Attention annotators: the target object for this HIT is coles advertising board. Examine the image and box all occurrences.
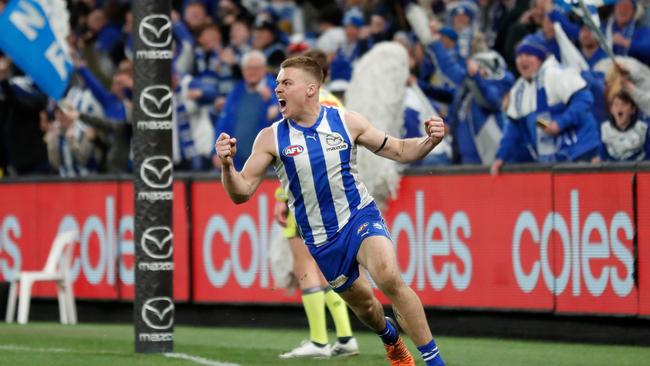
[637,172,650,316]
[552,172,636,315]
[191,180,293,303]
[0,181,189,301]
[0,171,646,316]
[380,173,554,311]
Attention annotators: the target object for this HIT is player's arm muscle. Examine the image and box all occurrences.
[222,127,275,203]
[347,111,438,163]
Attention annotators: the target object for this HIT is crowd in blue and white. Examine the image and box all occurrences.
[1,0,649,178]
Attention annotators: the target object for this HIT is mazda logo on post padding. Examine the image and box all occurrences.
[139,14,172,48]
[142,226,173,260]
[141,156,173,189]
[140,85,173,118]
[142,297,174,330]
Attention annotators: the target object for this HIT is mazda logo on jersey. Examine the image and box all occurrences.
[142,226,173,260]
[326,133,344,146]
[140,156,173,189]
[140,85,173,118]
[283,145,304,157]
[139,14,172,48]
[142,297,174,330]
[325,133,349,152]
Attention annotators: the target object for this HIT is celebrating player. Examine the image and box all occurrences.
[215,55,446,366]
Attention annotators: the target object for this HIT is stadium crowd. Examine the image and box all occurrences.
[0,0,649,178]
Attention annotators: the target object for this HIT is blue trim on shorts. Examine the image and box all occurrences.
[307,202,391,293]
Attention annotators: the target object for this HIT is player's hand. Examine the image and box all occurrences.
[273,200,289,227]
[215,133,237,167]
[424,116,445,144]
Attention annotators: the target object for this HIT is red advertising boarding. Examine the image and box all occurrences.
[0,184,44,292]
[552,172,637,315]
[637,173,650,316]
[382,173,554,310]
[4,182,121,299]
[2,170,648,316]
[0,180,189,301]
[191,180,300,303]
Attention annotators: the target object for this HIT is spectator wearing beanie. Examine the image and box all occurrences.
[491,34,601,174]
[447,0,479,58]
[329,8,373,86]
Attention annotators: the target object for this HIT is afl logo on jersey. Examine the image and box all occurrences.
[283,145,305,157]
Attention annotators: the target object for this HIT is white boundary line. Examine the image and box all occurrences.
[0,344,240,366]
[164,352,240,366]
[0,344,70,353]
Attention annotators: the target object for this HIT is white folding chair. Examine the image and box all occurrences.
[5,230,79,324]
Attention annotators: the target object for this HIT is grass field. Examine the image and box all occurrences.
[1,322,649,366]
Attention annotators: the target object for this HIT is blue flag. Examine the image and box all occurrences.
[0,0,72,100]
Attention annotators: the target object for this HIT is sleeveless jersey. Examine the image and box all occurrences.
[272,106,373,246]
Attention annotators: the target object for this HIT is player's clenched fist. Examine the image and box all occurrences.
[215,133,237,167]
[424,116,445,143]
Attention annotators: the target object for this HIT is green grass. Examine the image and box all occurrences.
[0,322,649,366]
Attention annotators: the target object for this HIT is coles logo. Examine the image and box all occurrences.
[512,190,634,297]
[283,145,304,157]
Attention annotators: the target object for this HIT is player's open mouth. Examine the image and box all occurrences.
[279,99,287,112]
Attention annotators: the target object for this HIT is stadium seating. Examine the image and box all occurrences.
[5,230,78,324]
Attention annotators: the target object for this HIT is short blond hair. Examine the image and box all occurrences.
[280,56,324,85]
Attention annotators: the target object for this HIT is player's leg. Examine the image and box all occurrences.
[337,274,415,365]
[319,271,358,356]
[357,235,445,366]
[289,233,359,356]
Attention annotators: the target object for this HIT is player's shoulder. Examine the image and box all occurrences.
[341,110,370,129]
[336,110,371,141]
[253,126,278,153]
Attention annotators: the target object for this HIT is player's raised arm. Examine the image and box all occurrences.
[346,111,445,164]
[216,127,275,204]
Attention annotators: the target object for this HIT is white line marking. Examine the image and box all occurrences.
[0,344,239,366]
[0,344,70,353]
[164,352,240,366]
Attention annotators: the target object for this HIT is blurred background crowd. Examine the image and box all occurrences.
[0,0,649,178]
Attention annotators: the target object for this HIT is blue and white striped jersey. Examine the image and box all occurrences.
[272,106,374,246]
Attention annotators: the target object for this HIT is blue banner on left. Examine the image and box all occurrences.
[0,0,72,100]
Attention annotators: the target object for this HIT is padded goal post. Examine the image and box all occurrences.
[132,0,174,353]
